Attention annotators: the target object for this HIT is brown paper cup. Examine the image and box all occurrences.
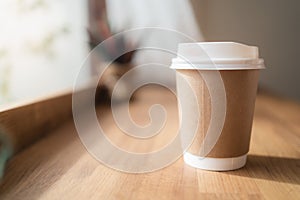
[171,42,264,171]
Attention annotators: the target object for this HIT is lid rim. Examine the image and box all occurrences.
[172,58,264,64]
[170,63,265,70]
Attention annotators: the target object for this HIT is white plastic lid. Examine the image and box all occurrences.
[171,42,265,70]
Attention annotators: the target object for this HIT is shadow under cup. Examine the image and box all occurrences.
[172,42,265,171]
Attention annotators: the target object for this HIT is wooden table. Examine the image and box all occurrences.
[0,86,299,199]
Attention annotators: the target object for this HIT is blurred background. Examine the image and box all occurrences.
[0,0,90,104]
[0,0,299,105]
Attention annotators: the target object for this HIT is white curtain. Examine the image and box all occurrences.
[0,0,91,104]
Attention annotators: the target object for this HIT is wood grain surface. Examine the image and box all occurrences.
[0,86,299,200]
[0,83,97,177]
[0,90,73,155]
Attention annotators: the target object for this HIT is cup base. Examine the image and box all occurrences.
[184,152,247,171]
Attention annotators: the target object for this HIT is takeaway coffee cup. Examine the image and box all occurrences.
[171,42,265,171]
